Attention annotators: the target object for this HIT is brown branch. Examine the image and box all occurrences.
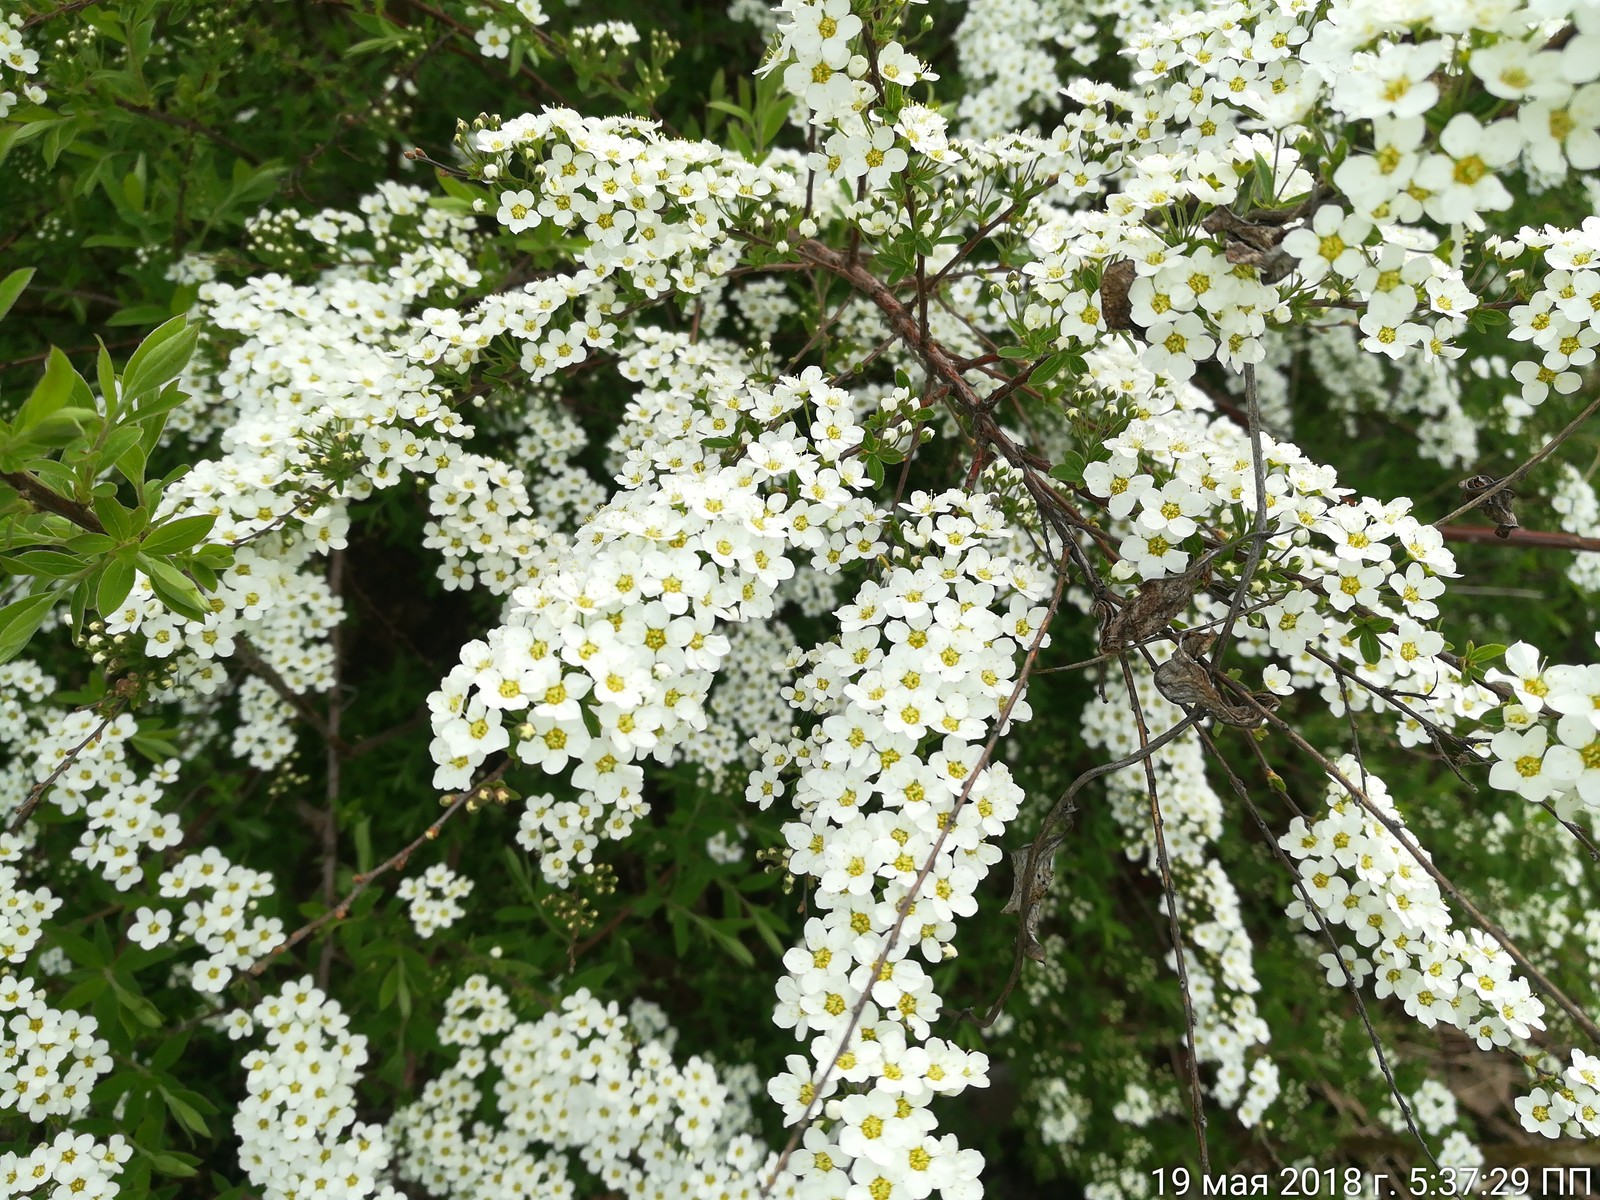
[21,0,102,27]
[0,471,106,533]
[1,337,143,373]
[1440,525,1600,553]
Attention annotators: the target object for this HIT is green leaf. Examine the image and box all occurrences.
[1031,352,1070,385]
[93,494,134,540]
[3,549,83,580]
[51,925,106,967]
[121,317,197,405]
[129,728,179,761]
[107,973,163,1028]
[107,304,171,328]
[996,345,1032,360]
[150,1030,192,1073]
[140,555,209,620]
[1049,452,1087,487]
[705,99,752,125]
[0,267,34,323]
[146,1152,198,1179]
[122,169,145,213]
[0,588,57,663]
[1358,629,1382,667]
[15,347,77,432]
[96,340,119,418]
[140,514,216,557]
[160,1087,212,1138]
[379,962,401,1011]
[96,558,136,615]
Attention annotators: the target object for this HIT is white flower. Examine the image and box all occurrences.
[1414,116,1520,225]
[496,188,540,234]
[128,906,173,950]
[1282,206,1372,284]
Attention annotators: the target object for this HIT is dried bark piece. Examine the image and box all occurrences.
[1099,258,1138,333]
[1097,552,1216,655]
[998,825,1075,966]
[1153,632,1278,727]
[1459,473,1519,538]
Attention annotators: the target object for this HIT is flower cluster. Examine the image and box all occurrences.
[746,487,1047,1199]
[429,335,884,884]
[0,969,111,1125]
[470,108,803,306]
[1281,758,1547,1055]
[1484,640,1600,812]
[1517,1049,1600,1139]
[235,978,400,1200]
[0,12,46,118]
[389,980,783,1198]
[0,1128,131,1200]
[1501,224,1600,411]
[397,863,474,938]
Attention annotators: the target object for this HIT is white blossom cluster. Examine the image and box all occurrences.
[469,107,804,306]
[1281,757,1548,1051]
[235,977,401,1200]
[0,1128,131,1200]
[744,487,1045,1200]
[0,662,287,1006]
[1500,225,1600,411]
[1517,1048,1600,1138]
[0,966,110,1126]
[11,0,1600,1185]
[1549,463,1600,591]
[1300,328,1479,469]
[388,980,786,1199]
[466,0,549,60]
[428,336,886,884]
[397,862,474,937]
[1483,639,1600,811]
[0,11,46,118]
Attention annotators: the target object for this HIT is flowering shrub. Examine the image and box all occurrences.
[6,0,1600,1195]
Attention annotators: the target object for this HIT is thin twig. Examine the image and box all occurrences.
[8,707,123,832]
[1435,394,1600,529]
[234,634,350,754]
[970,710,1201,1027]
[249,762,507,977]
[21,0,102,27]
[1201,725,1440,1169]
[1118,654,1209,1173]
[110,98,263,165]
